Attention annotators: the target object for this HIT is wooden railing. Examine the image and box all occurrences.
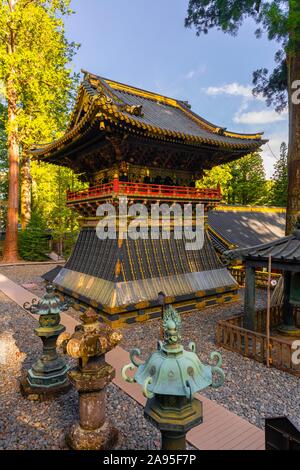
[67,180,222,203]
[230,267,282,289]
[216,306,300,377]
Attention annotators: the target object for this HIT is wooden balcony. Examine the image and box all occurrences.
[66,179,222,205]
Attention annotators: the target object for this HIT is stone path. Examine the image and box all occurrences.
[0,273,265,450]
[0,273,78,334]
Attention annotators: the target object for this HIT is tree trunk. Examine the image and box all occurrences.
[20,152,31,229]
[2,78,20,262]
[2,0,20,262]
[286,46,300,234]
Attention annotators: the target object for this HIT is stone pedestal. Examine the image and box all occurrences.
[21,284,72,400]
[66,357,118,450]
[59,308,122,449]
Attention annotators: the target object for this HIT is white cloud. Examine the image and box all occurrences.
[184,65,207,81]
[203,82,289,178]
[234,109,287,125]
[206,83,254,99]
[185,70,196,80]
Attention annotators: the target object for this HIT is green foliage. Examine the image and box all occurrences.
[196,164,233,201]
[185,1,300,110]
[0,0,79,258]
[31,160,86,255]
[198,152,268,205]
[19,211,49,261]
[229,153,267,205]
[269,142,288,206]
[0,0,79,147]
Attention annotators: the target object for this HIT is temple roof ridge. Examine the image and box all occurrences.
[80,70,265,141]
[30,70,267,163]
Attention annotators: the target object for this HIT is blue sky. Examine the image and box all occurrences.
[65,0,288,178]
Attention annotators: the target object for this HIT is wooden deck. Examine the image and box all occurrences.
[0,273,265,450]
[107,346,265,450]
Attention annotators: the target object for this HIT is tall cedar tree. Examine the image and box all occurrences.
[0,103,8,230]
[185,0,300,233]
[270,142,288,206]
[229,153,267,205]
[0,0,78,262]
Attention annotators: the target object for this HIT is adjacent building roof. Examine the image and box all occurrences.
[224,216,300,269]
[31,71,266,162]
[208,206,286,254]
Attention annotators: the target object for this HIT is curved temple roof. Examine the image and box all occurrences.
[31,71,267,160]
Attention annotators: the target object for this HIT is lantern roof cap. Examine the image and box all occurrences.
[124,306,224,399]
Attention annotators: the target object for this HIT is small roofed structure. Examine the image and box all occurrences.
[225,215,300,335]
[215,217,300,376]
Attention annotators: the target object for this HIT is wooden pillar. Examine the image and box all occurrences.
[283,271,294,327]
[244,264,256,330]
[113,173,119,193]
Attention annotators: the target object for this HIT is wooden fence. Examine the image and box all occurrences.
[230,267,282,289]
[216,306,300,377]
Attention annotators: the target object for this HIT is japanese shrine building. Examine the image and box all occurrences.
[32,71,266,326]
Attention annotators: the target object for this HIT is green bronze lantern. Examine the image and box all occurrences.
[20,284,71,400]
[122,305,225,450]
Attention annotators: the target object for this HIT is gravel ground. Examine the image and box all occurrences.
[1,264,300,442]
[0,290,163,450]
[0,264,59,285]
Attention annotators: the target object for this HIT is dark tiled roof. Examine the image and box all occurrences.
[225,225,300,264]
[107,85,260,148]
[208,208,286,253]
[42,265,62,282]
[65,228,226,282]
[52,227,237,310]
[31,72,266,157]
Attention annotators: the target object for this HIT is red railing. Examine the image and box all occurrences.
[67,180,222,203]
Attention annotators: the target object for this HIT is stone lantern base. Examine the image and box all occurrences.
[20,374,71,401]
[277,324,300,337]
[145,395,203,450]
[66,361,118,450]
[20,325,71,401]
[66,420,118,451]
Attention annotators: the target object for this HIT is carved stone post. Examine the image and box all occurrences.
[59,309,122,450]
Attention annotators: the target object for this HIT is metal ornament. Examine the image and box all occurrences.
[20,284,72,399]
[122,305,225,450]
